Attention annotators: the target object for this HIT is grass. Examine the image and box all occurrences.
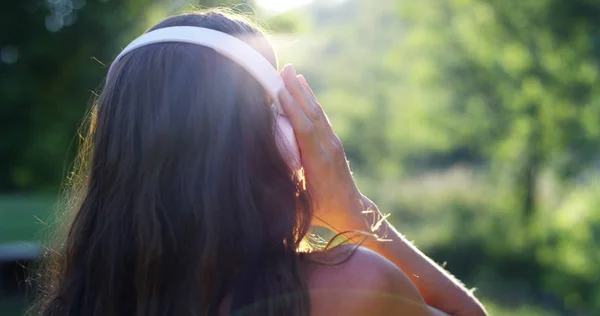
[0,195,56,244]
[0,298,27,316]
[0,195,56,316]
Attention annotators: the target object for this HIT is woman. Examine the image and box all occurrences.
[36,10,487,316]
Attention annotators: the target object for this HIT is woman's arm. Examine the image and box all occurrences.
[338,196,488,316]
[277,64,487,316]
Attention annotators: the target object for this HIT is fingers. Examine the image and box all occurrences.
[277,88,310,134]
[279,64,344,163]
[298,75,316,99]
[281,64,321,121]
[298,74,324,117]
[293,71,339,147]
[298,74,335,132]
[277,88,320,156]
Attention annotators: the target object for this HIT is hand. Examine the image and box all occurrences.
[278,64,374,232]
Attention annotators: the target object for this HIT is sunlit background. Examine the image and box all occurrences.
[257,0,314,12]
[2,0,600,315]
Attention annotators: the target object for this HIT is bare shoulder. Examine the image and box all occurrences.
[305,245,432,316]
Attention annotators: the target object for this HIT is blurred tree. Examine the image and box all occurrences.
[385,0,600,311]
[286,1,600,312]
[391,0,600,222]
[285,0,404,183]
[0,0,250,192]
[0,0,137,192]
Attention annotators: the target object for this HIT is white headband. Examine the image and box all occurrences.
[106,26,285,110]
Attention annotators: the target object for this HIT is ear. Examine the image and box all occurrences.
[275,115,301,170]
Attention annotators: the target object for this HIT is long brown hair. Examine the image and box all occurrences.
[35,10,313,316]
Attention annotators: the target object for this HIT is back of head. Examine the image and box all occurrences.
[38,10,312,316]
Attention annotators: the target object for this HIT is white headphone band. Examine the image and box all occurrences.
[106,26,285,109]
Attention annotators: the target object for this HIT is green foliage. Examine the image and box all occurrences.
[483,300,559,316]
[534,177,600,311]
[392,0,600,216]
[0,0,145,192]
[264,11,308,34]
[3,0,600,314]
[0,0,252,192]
[284,0,600,314]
